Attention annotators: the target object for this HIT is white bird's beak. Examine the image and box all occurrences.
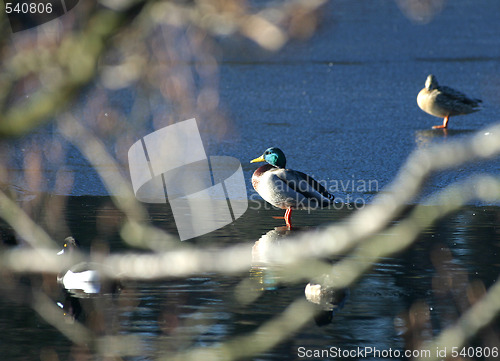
[57,249,64,255]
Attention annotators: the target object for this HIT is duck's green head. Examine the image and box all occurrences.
[425,74,438,90]
[250,147,286,168]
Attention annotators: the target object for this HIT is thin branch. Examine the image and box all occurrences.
[0,189,57,249]
[415,279,500,361]
[0,2,147,137]
[32,291,93,346]
[58,115,180,250]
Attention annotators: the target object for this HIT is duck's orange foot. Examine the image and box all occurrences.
[284,208,292,229]
[432,116,449,129]
[272,209,293,228]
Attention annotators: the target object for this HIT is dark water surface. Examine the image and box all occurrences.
[1,197,500,360]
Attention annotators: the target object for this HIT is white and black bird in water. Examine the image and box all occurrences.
[57,236,121,295]
[417,74,482,129]
[57,237,101,294]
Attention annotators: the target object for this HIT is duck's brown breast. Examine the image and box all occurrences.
[252,164,274,191]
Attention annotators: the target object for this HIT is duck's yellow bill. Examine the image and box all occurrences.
[250,155,265,163]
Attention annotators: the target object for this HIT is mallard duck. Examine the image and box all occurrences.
[417,74,482,129]
[250,147,334,228]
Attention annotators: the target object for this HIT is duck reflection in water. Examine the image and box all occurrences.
[414,128,476,149]
[252,226,295,266]
[250,226,295,291]
[56,293,83,322]
[251,226,348,326]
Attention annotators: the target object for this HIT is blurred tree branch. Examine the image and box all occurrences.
[0,1,147,137]
[417,276,500,361]
[0,0,326,138]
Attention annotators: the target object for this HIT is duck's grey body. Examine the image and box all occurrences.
[252,164,334,210]
[417,74,482,128]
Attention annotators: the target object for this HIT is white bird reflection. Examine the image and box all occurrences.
[250,226,296,291]
[251,226,295,266]
[250,226,348,325]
